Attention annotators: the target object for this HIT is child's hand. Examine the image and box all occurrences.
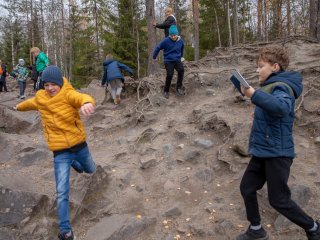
[81,103,94,117]
[13,106,18,110]
[241,86,255,98]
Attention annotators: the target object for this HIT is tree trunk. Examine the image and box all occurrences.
[213,8,221,47]
[214,7,221,47]
[93,0,100,60]
[263,0,268,41]
[40,0,45,50]
[310,0,320,40]
[146,0,160,75]
[257,0,262,39]
[61,0,67,75]
[286,0,291,36]
[169,0,176,13]
[233,0,239,44]
[192,0,199,60]
[227,0,232,47]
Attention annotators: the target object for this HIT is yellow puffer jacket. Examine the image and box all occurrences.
[17,78,95,151]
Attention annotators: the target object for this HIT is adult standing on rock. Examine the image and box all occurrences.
[153,25,185,99]
[30,47,49,90]
[153,7,177,37]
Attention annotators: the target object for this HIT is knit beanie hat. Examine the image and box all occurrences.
[42,65,63,87]
[169,25,178,35]
[18,59,25,66]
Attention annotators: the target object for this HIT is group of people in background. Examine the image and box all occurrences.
[101,7,184,102]
[0,47,49,99]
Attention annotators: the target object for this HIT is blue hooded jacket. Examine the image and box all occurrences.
[102,59,133,86]
[153,36,184,63]
[248,71,303,158]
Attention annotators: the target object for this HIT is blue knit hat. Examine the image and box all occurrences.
[169,25,178,35]
[42,65,63,87]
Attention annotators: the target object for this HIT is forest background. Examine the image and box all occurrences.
[0,0,319,87]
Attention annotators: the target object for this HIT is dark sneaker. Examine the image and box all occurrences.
[176,88,184,96]
[236,226,269,240]
[306,222,320,240]
[163,91,169,99]
[58,230,73,240]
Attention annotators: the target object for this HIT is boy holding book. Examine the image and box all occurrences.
[236,46,319,240]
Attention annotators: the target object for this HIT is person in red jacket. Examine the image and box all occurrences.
[0,60,8,92]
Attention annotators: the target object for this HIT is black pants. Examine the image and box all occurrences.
[0,79,8,92]
[240,156,314,230]
[36,72,44,90]
[164,61,184,93]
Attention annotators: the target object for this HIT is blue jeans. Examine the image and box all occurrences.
[54,145,96,233]
[18,81,26,96]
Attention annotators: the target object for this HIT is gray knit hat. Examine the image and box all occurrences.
[42,65,63,87]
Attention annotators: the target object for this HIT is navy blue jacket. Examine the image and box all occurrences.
[248,71,303,158]
[101,59,133,86]
[153,36,184,63]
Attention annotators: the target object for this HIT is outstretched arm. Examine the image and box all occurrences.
[16,97,38,111]
[155,16,176,29]
[118,62,133,75]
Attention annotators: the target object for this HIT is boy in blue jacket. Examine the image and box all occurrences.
[153,25,184,99]
[236,46,320,240]
[101,54,133,105]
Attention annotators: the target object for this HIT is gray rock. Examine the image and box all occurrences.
[117,138,128,145]
[163,206,182,218]
[167,120,176,128]
[86,214,156,240]
[86,111,106,125]
[185,150,201,164]
[206,89,215,96]
[195,169,214,183]
[141,111,158,125]
[174,130,187,139]
[0,187,48,227]
[17,150,50,166]
[0,228,19,240]
[163,144,174,159]
[193,138,214,149]
[140,158,158,169]
[315,136,320,144]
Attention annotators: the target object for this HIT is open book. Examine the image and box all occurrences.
[229,69,250,95]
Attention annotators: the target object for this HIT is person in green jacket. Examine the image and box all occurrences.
[30,47,49,90]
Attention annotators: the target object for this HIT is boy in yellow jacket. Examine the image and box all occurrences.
[15,65,96,240]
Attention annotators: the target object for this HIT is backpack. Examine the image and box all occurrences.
[0,65,3,75]
[260,82,294,97]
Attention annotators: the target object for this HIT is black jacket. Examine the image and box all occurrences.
[155,15,177,37]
